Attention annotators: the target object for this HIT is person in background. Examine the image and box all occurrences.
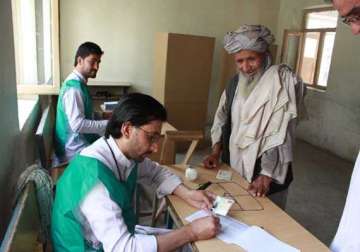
[203,25,306,209]
[52,93,220,252]
[54,42,108,164]
[332,0,360,34]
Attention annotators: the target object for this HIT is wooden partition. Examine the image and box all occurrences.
[153,33,215,131]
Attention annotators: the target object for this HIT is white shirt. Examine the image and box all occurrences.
[330,151,360,252]
[211,66,303,183]
[78,136,182,252]
[58,70,108,163]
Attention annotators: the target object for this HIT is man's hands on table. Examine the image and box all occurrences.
[187,216,221,241]
[203,153,220,169]
[173,184,216,209]
[203,143,222,169]
[248,175,272,197]
[155,185,220,252]
[184,189,221,242]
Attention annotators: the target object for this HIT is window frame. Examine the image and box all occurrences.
[11,0,60,95]
[281,7,337,90]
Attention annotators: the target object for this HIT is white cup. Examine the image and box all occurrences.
[185,166,198,181]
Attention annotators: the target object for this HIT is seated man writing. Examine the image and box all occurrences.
[51,93,220,252]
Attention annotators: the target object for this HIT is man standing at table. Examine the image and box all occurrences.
[54,42,108,164]
[328,1,360,251]
[203,25,306,209]
[52,93,220,252]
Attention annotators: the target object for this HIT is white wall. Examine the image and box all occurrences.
[60,0,360,161]
[276,0,360,162]
[60,0,280,121]
[0,1,44,238]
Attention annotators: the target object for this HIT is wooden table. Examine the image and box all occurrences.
[165,164,330,252]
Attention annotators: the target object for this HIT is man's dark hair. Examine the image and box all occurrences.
[74,42,104,67]
[105,93,167,139]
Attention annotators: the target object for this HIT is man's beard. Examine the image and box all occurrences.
[89,71,97,78]
[238,69,264,98]
[241,70,261,84]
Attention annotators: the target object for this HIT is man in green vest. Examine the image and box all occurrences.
[52,93,220,252]
[54,42,108,164]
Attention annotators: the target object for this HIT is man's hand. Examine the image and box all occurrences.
[203,143,222,169]
[156,215,220,251]
[187,216,221,241]
[248,175,272,197]
[184,190,216,209]
[203,154,219,169]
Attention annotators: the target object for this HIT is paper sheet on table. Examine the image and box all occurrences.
[185,210,300,252]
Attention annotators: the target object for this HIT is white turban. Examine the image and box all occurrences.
[224,25,275,54]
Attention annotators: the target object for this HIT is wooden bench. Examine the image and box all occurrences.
[35,105,67,183]
[0,183,43,252]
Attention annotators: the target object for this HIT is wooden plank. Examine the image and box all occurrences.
[159,131,203,165]
[313,32,326,86]
[0,183,42,252]
[36,106,54,170]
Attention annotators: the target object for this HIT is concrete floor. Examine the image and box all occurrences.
[179,139,355,246]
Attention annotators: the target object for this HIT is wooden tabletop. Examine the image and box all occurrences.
[165,164,330,252]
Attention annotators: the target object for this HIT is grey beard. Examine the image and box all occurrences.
[238,68,264,98]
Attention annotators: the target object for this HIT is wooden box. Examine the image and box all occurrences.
[153,33,215,131]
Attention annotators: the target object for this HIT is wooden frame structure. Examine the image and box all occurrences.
[281,6,337,90]
[12,0,60,95]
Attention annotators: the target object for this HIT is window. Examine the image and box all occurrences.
[11,0,60,95]
[281,7,338,89]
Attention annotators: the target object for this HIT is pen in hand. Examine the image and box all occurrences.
[197,181,212,190]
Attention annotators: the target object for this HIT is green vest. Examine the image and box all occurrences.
[55,79,98,157]
[51,155,138,252]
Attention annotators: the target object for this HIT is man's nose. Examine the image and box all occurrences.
[150,142,159,153]
[242,62,251,73]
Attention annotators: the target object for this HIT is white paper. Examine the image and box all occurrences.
[216,169,233,180]
[233,226,300,252]
[185,209,211,222]
[185,210,300,252]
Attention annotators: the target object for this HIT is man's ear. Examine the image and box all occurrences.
[76,56,83,66]
[121,121,133,138]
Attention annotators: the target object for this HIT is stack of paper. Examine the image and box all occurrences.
[103,101,118,111]
[185,210,299,252]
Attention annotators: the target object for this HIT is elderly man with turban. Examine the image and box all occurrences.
[203,25,306,209]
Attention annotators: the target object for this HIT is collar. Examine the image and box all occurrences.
[106,136,135,169]
[73,69,87,84]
